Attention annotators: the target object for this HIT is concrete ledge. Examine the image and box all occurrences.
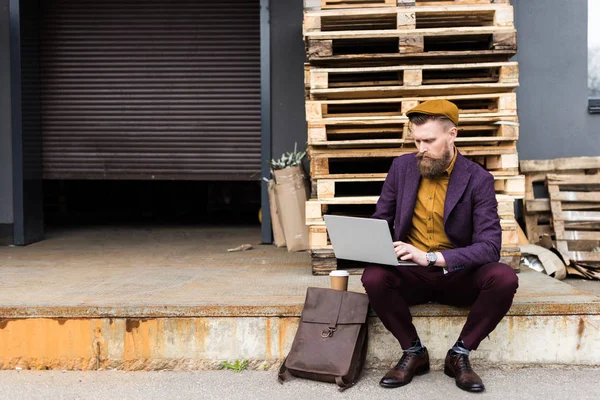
[1,314,599,371]
[1,229,599,369]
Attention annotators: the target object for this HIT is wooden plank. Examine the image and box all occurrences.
[309,3,510,16]
[307,61,517,75]
[562,231,600,241]
[520,156,600,173]
[547,174,600,185]
[493,175,525,197]
[305,49,517,63]
[553,211,600,223]
[486,153,519,169]
[525,199,550,213]
[305,26,515,40]
[307,39,333,58]
[550,191,600,203]
[309,136,517,148]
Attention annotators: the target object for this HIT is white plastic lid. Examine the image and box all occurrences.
[329,270,350,277]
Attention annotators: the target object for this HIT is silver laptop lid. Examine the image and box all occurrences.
[323,215,418,267]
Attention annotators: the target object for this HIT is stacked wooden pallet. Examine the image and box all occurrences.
[521,157,600,244]
[303,0,522,274]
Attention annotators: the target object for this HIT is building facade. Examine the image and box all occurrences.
[0,0,597,245]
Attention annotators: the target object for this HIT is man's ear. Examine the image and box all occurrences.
[448,126,458,143]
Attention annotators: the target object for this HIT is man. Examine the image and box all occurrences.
[361,99,518,393]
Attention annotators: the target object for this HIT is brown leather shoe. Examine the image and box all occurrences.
[444,351,485,392]
[379,348,430,388]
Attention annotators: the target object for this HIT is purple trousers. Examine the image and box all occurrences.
[361,263,518,350]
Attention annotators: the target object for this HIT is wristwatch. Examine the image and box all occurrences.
[426,252,437,267]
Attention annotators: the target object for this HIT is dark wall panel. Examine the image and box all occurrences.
[270,0,307,162]
[513,0,599,160]
[0,0,12,225]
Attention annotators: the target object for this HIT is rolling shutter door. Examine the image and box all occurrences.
[40,0,261,180]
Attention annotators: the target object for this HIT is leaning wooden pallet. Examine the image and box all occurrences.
[519,156,600,245]
[547,174,600,279]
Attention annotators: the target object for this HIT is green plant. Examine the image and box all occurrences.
[268,142,307,170]
[221,360,249,373]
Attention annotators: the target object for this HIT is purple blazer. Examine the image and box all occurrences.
[372,151,501,272]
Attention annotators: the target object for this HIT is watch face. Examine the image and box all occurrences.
[427,252,436,264]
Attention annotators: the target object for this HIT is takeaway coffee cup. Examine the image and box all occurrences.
[329,270,350,291]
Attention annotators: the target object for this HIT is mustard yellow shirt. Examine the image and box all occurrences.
[406,148,458,252]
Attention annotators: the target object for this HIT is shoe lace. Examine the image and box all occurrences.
[455,354,473,373]
[397,352,416,369]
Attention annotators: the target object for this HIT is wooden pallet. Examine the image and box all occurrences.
[306,195,518,249]
[309,221,519,250]
[304,4,514,35]
[547,174,600,265]
[313,174,522,200]
[305,61,518,100]
[311,246,520,275]
[307,193,515,214]
[305,23,516,62]
[305,0,510,11]
[519,157,600,245]
[306,92,517,122]
[309,142,516,178]
[307,117,518,147]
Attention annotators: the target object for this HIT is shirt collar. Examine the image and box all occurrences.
[445,146,458,176]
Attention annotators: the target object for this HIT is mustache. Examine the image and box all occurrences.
[416,153,438,160]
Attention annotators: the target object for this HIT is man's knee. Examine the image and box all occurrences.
[482,262,519,293]
[361,265,394,294]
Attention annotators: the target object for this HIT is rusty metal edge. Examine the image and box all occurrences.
[1,300,600,319]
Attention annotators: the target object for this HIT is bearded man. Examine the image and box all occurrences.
[361,100,518,393]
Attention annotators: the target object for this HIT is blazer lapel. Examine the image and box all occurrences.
[398,156,421,237]
[444,152,471,223]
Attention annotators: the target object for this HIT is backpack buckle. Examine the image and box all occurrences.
[321,327,337,338]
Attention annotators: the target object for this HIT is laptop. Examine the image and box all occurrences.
[323,214,419,267]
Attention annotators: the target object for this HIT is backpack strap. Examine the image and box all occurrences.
[335,376,354,391]
[277,357,292,384]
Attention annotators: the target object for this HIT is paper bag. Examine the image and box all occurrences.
[268,180,286,248]
[273,165,310,252]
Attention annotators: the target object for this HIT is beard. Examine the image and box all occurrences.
[417,147,453,179]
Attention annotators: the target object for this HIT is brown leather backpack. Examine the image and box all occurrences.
[278,287,370,391]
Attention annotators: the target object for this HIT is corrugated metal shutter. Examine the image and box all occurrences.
[40,0,261,180]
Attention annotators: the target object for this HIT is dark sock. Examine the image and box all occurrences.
[404,337,425,355]
[450,339,471,356]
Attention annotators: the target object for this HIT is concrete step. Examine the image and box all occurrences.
[1,267,599,371]
[0,227,599,371]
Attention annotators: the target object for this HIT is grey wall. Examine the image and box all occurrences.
[270,0,307,161]
[514,0,599,160]
[0,0,13,225]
